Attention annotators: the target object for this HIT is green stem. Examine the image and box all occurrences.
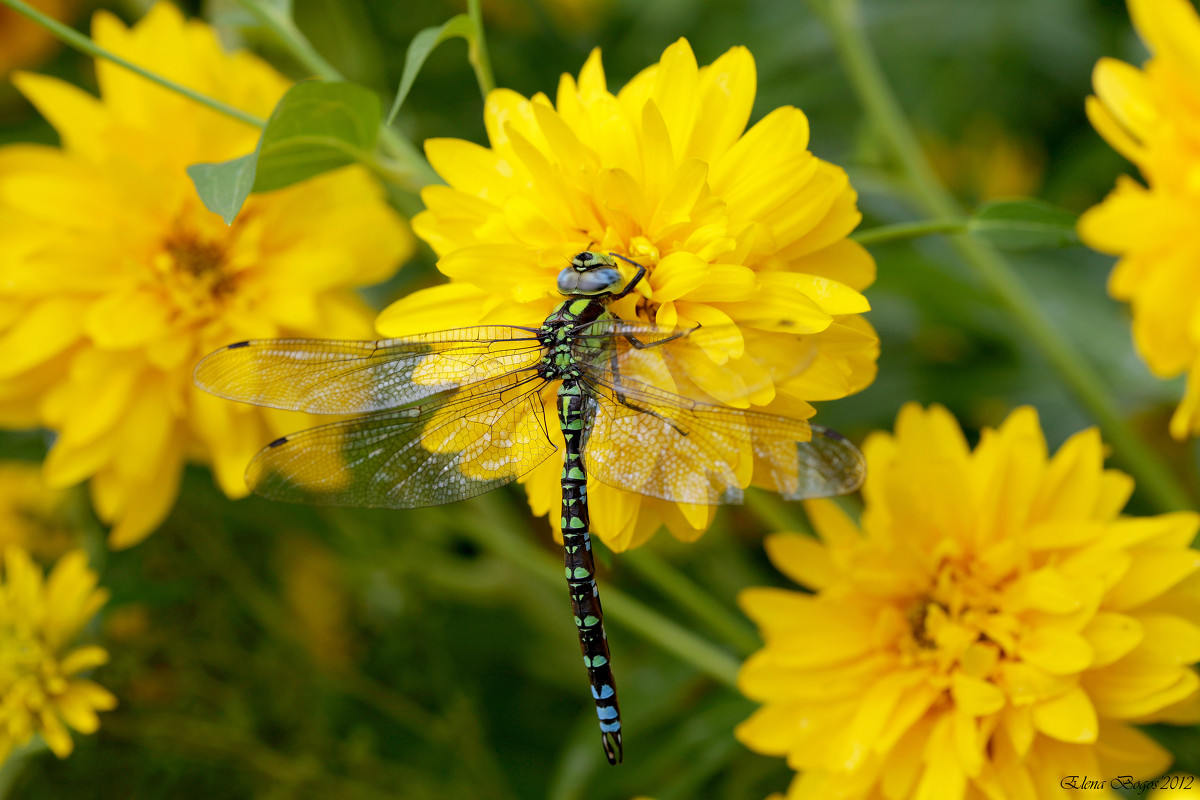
[620,547,759,656]
[234,0,440,189]
[817,0,1193,513]
[466,0,496,96]
[469,495,741,689]
[234,0,339,80]
[0,0,265,127]
[852,217,967,247]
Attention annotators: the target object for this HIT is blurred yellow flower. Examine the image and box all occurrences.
[924,117,1043,204]
[0,0,70,79]
[1079,0,1200,439]
[281,537,354,672]
[737,404,1200,800]
[0,545,115,761]
[0,3,413,547]
[0,461,77,560]
[378,38,877,550]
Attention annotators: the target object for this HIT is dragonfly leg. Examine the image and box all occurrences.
[607,254,646,300]
[607,350,689,437]
[621,321,702,351]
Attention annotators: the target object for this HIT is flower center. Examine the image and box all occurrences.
[0,618,51,704]
[903,557,1005,676]
[163,230,231,294]
[154,225,241,323]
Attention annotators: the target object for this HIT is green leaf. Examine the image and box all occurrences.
[387,14,477,125]
[967,199,1080,250]
[253,80,381,192]
[186,154,258,226]
[186,81,382,224]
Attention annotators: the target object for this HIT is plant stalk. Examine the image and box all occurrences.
[816,0,1193,512]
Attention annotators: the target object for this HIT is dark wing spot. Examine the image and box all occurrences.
[267,436,289,448]
[227,340,251,349]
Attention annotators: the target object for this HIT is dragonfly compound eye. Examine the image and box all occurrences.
[557,267,581,293]
[576,267,621,295]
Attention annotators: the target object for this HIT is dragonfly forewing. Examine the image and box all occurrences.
[570,318,820,409]
[194,326,544,415]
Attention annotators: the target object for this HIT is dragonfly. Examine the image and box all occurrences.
[194,251,866,765]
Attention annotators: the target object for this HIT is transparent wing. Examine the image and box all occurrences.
[570,319,819,409]
[246,374,557,508]
[195,326,544,414]
[580,372,864,505]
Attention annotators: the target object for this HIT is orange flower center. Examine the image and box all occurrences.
[154,225,240,323]
[902,556,1006,677]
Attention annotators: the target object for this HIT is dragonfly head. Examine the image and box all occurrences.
[557,251,624,297]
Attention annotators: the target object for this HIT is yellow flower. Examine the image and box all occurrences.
[0,3,413,547]
[280,537,354,672]
[0,0,70,79]
[0,461,77,560]
[1079,0,1200,439]
[737,404,1200,800]
[378,39,877,550]
[924,117,1043,204]
[0,545,116,761]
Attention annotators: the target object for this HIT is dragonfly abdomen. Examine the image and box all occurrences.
[558,379,622,765]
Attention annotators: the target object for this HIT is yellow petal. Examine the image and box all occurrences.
[1002,567,1081,614]
[801,498,861,549]
[376,283,503,338]
[10,71,111,161]
[0,297,86,379]
[59,645,111,675]
[915,715,968,800]
[734,703,801,755]
[425,137,518,202]
[951,672,1006,716]
[646,39,699,164]
[832,668,926,770]
[1105,548,1200,610]
[1031,686,1098,743]
[107,438,183,548]
[1093,720,1172,778]
[1119,614,1200,667]
[688,46,756,163]
[1018,628,1094,675]
[763,532,834,590]
[1082,612,1144,668]
[1129,0,1200,84]
[1091,57,1157,144]
[1084,93,1144,164]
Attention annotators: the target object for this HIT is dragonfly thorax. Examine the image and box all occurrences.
[537,297,609,381]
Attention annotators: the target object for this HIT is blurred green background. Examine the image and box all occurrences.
[2,0,1196,798]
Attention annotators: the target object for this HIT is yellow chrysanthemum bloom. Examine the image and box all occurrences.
[0,545,116,761]
[1079,0,1200,439]
[378,39,877,550]
[737,404,1200,800]
[0,3,413,547]
[0,461,77,560]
